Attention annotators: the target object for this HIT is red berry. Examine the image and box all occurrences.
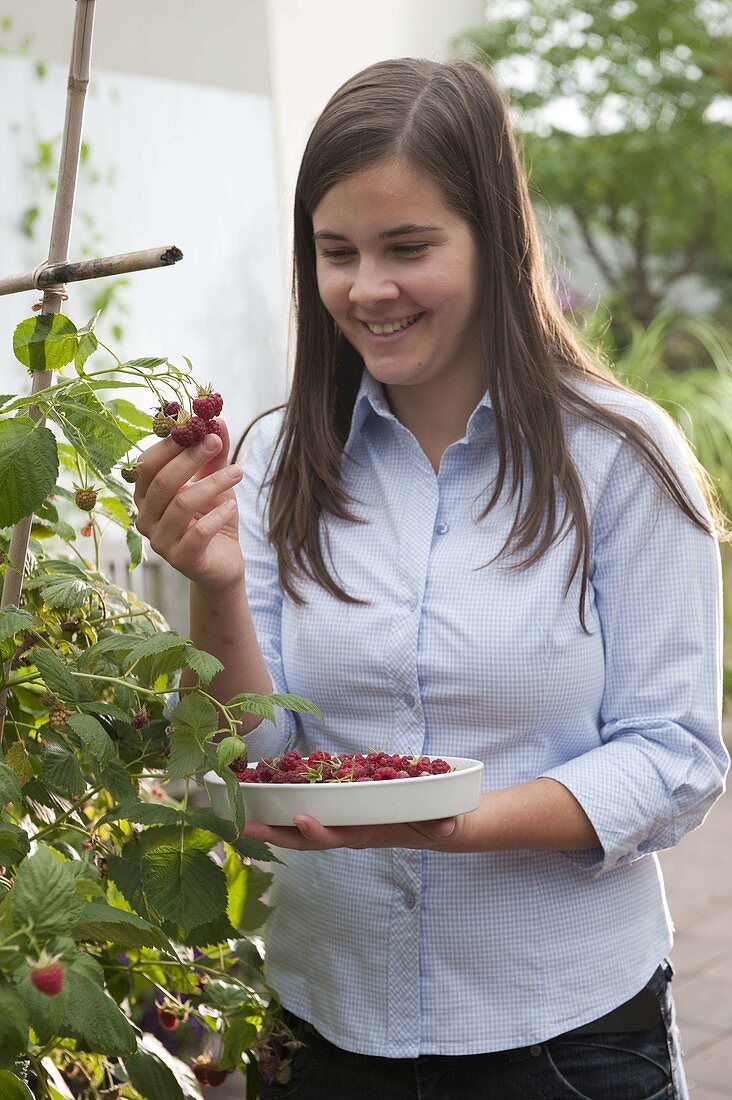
[163,400,181,417]
[131,705,149,729]
[170,413,208,448]
[30,960,64,996]
[204,417,223,439]
[192,386,224,421]
[192,1061,228,1087]
[233,766,259,782]
[157,1007,179,1030]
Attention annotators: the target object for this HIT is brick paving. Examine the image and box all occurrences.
[658,716,732,1098]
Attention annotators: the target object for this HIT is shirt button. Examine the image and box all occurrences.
[402,890,417,910]
[404,694,416,709]
[435,522,449,535]
[405,595,418,611]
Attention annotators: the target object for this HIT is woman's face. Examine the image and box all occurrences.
[312,157,484,400]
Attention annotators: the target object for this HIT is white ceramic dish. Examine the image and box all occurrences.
[203,756,484,827]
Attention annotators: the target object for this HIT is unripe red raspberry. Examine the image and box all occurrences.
[41,690,59,708]
[131,705,149,729]
[120,464,140,483]
[162,400,181,417]
[152,411,173,437]
[49,707,69,729]
[192,1058,228,1087]
[73,486,98,511]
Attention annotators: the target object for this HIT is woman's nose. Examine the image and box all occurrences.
[348,260,400,306]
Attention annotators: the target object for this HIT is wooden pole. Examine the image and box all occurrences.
[1,1,96,736]
[0,245,183,297]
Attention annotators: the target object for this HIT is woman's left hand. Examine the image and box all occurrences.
[241,814,467,851]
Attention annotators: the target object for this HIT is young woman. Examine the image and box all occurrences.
[134,58,728,1099]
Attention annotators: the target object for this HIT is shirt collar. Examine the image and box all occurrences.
[344,369,493,455]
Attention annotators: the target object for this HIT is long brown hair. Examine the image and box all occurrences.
[235,57,727,631]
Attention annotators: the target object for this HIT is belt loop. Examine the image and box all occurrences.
[662,957,674,981]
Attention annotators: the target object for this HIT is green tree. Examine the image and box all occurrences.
[458,0,732,325]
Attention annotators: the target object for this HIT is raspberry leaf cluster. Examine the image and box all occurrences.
[0,313,321,1097]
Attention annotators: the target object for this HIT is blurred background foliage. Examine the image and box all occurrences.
[458,0,731,696]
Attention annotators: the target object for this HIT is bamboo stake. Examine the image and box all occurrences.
[0,1,96,738]
[0,245,183,297]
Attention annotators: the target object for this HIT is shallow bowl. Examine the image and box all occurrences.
[203,756,484,827]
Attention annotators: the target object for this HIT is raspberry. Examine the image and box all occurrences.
[170,411,208,448]
[204,417,223,439]
[157,1005,179,1030]
[431,759,452,774]
[49,707,69,729]
[80,520,94,537]
[30,958,63,996]
[73,486,98,511]
[279,751,303,772]
[41,690,59,708]
[152,410,173,437]
[192,1059,228,1087]
[163,400,181,417]
[192,385,224,421]
[131,705,149,729]
[120,464,140,483]
[373,766,399,780]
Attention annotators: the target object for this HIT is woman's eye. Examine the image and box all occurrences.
[320,243,430,262]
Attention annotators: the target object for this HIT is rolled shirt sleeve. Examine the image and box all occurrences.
[540,403,729,875]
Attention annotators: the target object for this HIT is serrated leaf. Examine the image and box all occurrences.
[221,1014,259,1071]
[97,755,139,802]
[13,313,77,370]
[0,418,59,528]
[97,494,132,529]
[122,1048,185,1100]
[183,646,224,686]
[269,692,322,717]
[184,806,237,842]
[216,736,248,769]
[66,713,114,765]
[79,699,134,723]
[174,910,240,948]
[11,846,84,938]
[5,743,33,788]
[0,764,23,806]
[109,398,154,430]
[166,729,207,779]
[75,329,98,371]
[59,966,137,1055]
[0,823,30,866]
[224,850,272,934]
[39,743,86,798]
[122,357,167,370]
[72,900,169,948]
[0,606,37,643]
[0,1070,35,1099]
[100,801,181,827]
[47,385,136,475]
[32,647,79,701]
[125,631,187,668]
[139,826,218,852]
[169,693,219,742]
[41,577,92,609]
[126,526,143,568]
[141,846,227,934]
[106,847,151,920]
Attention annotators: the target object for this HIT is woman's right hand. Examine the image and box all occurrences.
[133,420,245,592]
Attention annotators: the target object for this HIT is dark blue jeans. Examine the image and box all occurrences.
[259,960,688,1099]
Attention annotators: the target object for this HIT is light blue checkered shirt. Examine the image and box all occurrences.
[236,368,728,1057]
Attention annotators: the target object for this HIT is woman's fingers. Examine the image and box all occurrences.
[146,464,243,553]
[135,437,225,533]
[173,497,238,563]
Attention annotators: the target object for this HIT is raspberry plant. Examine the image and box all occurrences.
[0,313,320,1098]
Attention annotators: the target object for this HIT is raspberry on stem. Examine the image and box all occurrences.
[170,410,208,448]
[192,384,224,421]
[29,954,64,996]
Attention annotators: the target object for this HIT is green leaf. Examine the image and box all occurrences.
[169,693,219,742]
[99,494,133,529]
[39,743,86,798]
[122,1048,185,1100]
[166,729,207,779]
[0,985,28,1066]
[101,801,182,827]
[221,1014,259,1071]
[0,607,37,644]
[125,632,187,668]
[140,846,227,934]
[32,647,79,701]
[216,736,248,768]
[106,847,151,921]
[269,692,322,717]
[5,743,33,788]
[109,398,153,431]
[97,755,139,803]
[59,965,137,1055]
[0,418,58,528]
[72,900,169,948]
[0,764,23,806]
[184,806,238,842]
[0,1070,35,1099]
[41,577,92,609]
[0,823,30,866]
[183,646,224,686]
[11,846,85,938]
[66,713,114,766]
[122,357,167,371]
[13,313,78,371]
[75,330,98,372]
[47,385,136,474]
[225,850,272,934]
[126,527,143,568]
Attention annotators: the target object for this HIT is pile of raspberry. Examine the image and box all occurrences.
[230,749,453,784]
